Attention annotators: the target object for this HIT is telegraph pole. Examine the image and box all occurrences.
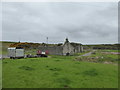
[19,37,21,43]
[46,37,48,53]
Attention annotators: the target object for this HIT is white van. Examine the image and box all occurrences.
[8,47,24,59]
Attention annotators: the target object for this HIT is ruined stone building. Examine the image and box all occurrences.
[9,38,83,55]
[38,38,83,55]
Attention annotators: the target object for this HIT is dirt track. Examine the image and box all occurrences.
[81,52,93,56]
[81,50,96,56]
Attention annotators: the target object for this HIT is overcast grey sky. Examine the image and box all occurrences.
[2,2,118,44]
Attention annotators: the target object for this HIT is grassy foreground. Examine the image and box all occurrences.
[2,55,118,88]
[0,60,2,89]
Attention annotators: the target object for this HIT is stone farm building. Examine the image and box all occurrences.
[9,38,83,55]
[38,38,83,55]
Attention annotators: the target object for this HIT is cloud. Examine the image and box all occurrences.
[2,2,118,44]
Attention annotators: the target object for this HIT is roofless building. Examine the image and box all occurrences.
[38,38,83,55]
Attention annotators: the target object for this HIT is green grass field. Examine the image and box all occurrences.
[0,60,2,89]
[1,42,118,88]
[2,55,118,88]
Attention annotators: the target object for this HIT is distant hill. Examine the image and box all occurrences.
[83,44,119,50]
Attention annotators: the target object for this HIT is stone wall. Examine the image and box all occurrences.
[38,46,63,55]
